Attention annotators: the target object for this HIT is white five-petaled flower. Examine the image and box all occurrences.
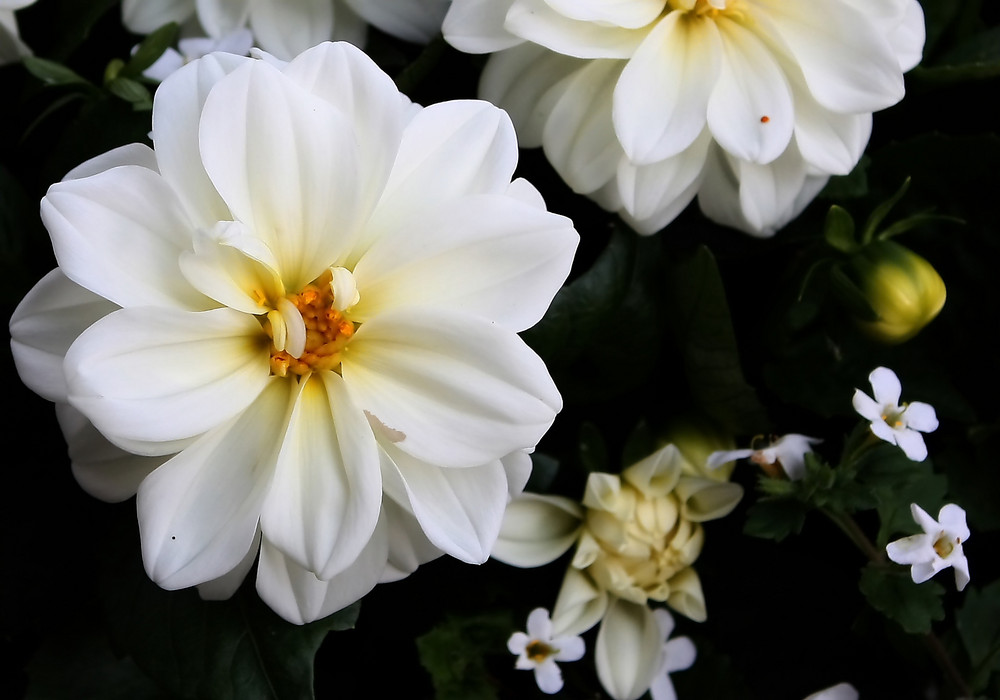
[508,607,586,694]
[9,42,578,624]
[886,503,970,592]
[852,366,938,461]
[443,0,925,237]
[707,433,822,480]
[123,0,451,61]
[0,0,36,65]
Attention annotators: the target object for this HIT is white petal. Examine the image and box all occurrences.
[137,378,292,590]
[248,0,333,61]
[938,504,969,541]
[260,372,381,579]
[64,143,158,181]
[889,0,926,72]
[341,308,561,467]
[616,128,712,234]
[869,367,902,405]
[904,401,939,433]
[352,193,577,332]
[199,59,364,290]
[503,449,533,497]
[895,428,928,461]
[256,513,389,624]
[705,448,753,471]
[492,493,583,567]
[753,0,905,112]
[506,0,643,59]
[544,0,664,29]
[886,534,932,565]
[551,568,609,637]
[152,52,248,228]
[852,389,881,422]
[195,0,249,37]
[381,442,507,564]
[953,554,970,592]
[443,0,521,53]
[358,100,519,261]
[42,166,209,310]
[804,682,859,700]
[553,635,586,662]
[596,598,663,700]
[661,636,696,673]
[379,496,442,582]
[614,13,719,164]
[526,607,554,639]
[543,58,625,195]
[675,477,743,522]
[792,73,872,175]
[9,269,116,403]
[479,44,585,148]
[65,307,269,445]
[122,0,195,33]
[534,660,564,694]
[56,403,164,503]
[197,527,262,600]
[344,0,450,43]
[707,17,793,164]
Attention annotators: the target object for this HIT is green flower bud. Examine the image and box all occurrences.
[846,240,946,344]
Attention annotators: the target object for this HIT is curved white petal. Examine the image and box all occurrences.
[505,0,643,59]
[551,567,609,637]
[64,142,158,181]
[888,0,925,72]
[122,0,195,34]
[479,44,585,149]
[886,534,931,565]
[674,477,743,523]
[707,17,793,165]
[256,513,389,624]
[492,493,583,567]
[152,52,248,228]
[260,372,381,580]
[753,0,905,112]
[614,13,720,164]
[352,193,577,332]
[199,59,364,290]
[894,428,927,461]
[248,0,333,61]
[535,660,565,693]
[596,598,663,700]
[381,442,508,564]
[904,401,938,433]
[543,58,624,195]
[41,165,209,310]
[65,307,269,445]
[10,269,116,403]
[358,100,519,261]
[544,0,664,29]
[344,0,450,43]
[56,403,165,503]
[443,0,521,53]
[195,0,250,37]
[379,496,442,583]
[341,307,561,468]
[137,378,292,590]
[869,366,902,405]
[197,527,261,600]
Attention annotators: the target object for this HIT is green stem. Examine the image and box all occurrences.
[819,507,973,698]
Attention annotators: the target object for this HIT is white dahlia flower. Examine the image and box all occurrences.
[123,0,451,61]
[9,42,578,624]
[443,0,926,236]
[0,0,35,65]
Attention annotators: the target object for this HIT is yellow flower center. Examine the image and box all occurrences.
[265,268,356,378]
[933,532,958,559]
[525,639,556,663]
[667,0,747,21]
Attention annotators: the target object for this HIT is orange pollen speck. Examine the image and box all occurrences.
[760,116,770,123]
[525,640,555,663]
[265,269,355,377]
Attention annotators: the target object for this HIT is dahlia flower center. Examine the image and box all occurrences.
[668,0,745,20]
[525,639,557,663]
[265,267,357,378]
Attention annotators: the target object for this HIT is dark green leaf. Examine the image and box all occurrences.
[823,205,857,253]
[820,155,870,200]
[23,56,93,88]
[121,22,181,78]
[743,498,807,542]
[106,76,153,110]
[861,177,910,245]
[416,612,513,700]
[957,580,1000,692]
[859,563,945,634]
[917,26,1000,82]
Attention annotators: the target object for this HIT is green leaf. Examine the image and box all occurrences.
[823,205,858,253]
[121,22,181,78]
[416,612,514,700]
[917,26,1000,82]
[820,154,870,200]
[860,177,910,245]
[957,580,1000,692]
[859,563,945,635]
[101,543,358,700]
[743,498,807,542]
[106,77,153,110]
[23,56,93,88]
[664,245,770,435]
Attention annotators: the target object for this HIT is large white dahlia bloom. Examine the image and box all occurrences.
[9,42,578,624]
[123,0,451,61]
[443,0,926,236]
[0,0,35,65]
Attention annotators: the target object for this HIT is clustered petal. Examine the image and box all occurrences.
[10,42,578,624]
[443,0,925,236]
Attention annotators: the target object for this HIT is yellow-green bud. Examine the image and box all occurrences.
[847,240,946,344]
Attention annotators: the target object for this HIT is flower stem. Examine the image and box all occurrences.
[819,507,885,564]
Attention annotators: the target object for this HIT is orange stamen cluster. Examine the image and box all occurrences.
[267,269,355,377]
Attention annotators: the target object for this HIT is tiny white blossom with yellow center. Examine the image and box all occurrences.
[443,0,925,236]
[508,607,585,694]
[886,503,970,592]
[707,433,822,480]
[9,42,577,624]
[852,366,938,461]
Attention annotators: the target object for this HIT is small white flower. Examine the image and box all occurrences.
[852,366,938,461]
[706,433,822,480]
[648,609,696,700]
[508,607,585,694]
[886,503,970,591]
[803,683,858,700]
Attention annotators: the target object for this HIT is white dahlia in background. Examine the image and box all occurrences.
[443,0,925,237]
[9,42,578,624]
[123,0,450,61]
[0,0,35,65]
